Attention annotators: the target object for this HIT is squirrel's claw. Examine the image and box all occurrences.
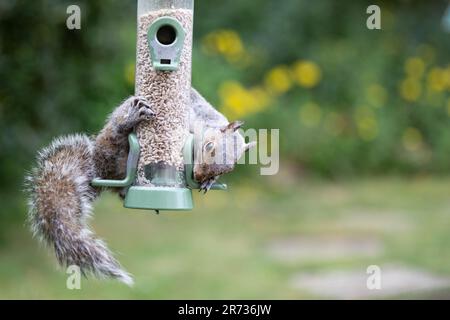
[134,97,155,120]
[200,180,209,193]
[117,96,156,132]
[139,106,155,120]
[200,177,218,194]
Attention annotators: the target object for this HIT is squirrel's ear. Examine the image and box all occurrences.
[221,121,245,133]
[245,141,257,152]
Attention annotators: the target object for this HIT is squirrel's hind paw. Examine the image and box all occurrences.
[200,177,218,194]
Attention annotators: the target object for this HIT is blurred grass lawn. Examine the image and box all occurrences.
[1,177,450,299]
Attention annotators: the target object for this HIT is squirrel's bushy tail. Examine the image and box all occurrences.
[25,134,133,286]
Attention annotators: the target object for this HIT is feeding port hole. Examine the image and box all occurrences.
[157,24,177,45]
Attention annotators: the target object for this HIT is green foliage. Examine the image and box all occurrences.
[0,1,135,191]
[0,0,449,228]
[196,0,450,177]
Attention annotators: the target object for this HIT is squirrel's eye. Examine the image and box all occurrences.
[204,142,215,153]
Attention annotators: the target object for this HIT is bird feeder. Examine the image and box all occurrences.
[92,0,225,212]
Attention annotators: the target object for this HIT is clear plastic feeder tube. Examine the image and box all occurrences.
[138,0,193,14]
[135,0,194,187]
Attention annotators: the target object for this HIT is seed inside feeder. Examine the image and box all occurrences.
[135,8,193,187]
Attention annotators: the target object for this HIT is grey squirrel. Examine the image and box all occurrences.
[25,88,256,285]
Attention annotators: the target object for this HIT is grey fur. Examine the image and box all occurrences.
[189,89,257,190]
[189,88,228,131]
[24,97,153,286]
[25,89,254,285]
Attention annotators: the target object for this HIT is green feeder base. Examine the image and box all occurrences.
[124,186,193,211]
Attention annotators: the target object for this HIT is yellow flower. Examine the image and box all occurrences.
[427,67,447,92]
[219,81,247,118]
[366,84,388,108]
[399,78,422,102]
[202,29,245,64]
[292,60,322,88]
[405,57,425,79]
[264,66,292,95]
[354,106,378,141]
[402,127,423,152]
[124,63,135,86]
[219,81,270,118]
[218,30,244,58]
[299,102,322,127]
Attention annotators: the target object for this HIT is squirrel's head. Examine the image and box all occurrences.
[193,121,257,183]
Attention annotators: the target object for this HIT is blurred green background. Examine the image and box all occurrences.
[1,0,450,299]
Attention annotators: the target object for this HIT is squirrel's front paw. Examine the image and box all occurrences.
[132,96,155,121]
[113,96,156,133]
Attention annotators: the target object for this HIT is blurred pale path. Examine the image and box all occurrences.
[2,177,450,299]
